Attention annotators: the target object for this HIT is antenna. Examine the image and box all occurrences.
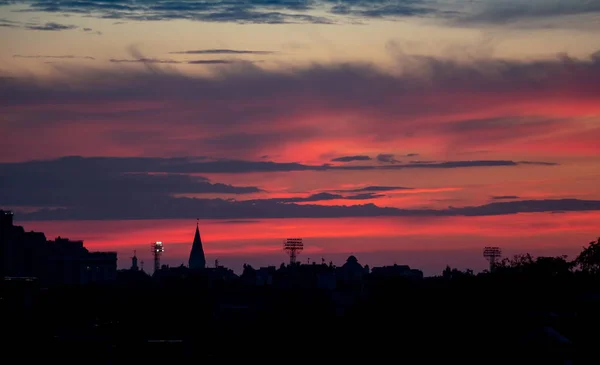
[483,246,502,272]
[283,238,303,265]
[151,241,164,273]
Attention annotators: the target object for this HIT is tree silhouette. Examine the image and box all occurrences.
[442,265,474,279]
[575,237,600,273]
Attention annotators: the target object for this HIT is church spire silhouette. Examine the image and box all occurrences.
[188,218,206,269]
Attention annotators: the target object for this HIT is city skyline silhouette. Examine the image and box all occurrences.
[1,2,600,362]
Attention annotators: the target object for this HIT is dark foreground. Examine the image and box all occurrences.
[4,272,599,365]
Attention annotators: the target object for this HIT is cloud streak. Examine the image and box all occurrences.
[0,156,558,174]
[0,156,570,220]
[109,58,253,65]
[24,22,77,31]
[13,54,96,60]
[8,197,600,221]
[169,49,276,55]
[331,155,372,162]
[333,186,414,193]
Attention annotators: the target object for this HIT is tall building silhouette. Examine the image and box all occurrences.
[0,210,117,285]
[188,220,206,270]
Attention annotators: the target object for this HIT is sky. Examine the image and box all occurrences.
[1,0,600,275]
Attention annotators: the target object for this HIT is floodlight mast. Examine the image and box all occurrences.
[151,241,164,273]
[483,246,502,272]
[283,238,304,265]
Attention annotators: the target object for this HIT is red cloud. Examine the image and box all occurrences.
[1,52,599,163]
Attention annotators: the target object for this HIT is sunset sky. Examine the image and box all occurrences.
[1,0,600,275]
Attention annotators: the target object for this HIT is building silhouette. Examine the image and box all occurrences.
[370,263,424,279]
[0,210,117,286]
[188,220,206,270]
[130,251,139,271]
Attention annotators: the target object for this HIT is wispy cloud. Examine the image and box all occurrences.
[13,54,95,60]
[187,59,244,64]
[331,155,372,162]
[109,58,252,65]
[333,186,414,193]
[492,196,520,200]
[376,154,401,164]
[25,22,77,31]
[169,49,276,55]
[109,58,181,64]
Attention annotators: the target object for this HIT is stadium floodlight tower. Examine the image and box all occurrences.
[151,241,164,273]
[483,246,502,272]
[284,238,304,265]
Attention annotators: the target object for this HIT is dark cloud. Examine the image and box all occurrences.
[459,0,600,24]
[0,17,19,27]
[13,54,95,60]
[0,156,569,220]
[261,192,385,204]
[187,59,243,64]
[1,50,599,161]
[6,0,600,26]
[492,196,520,200]
[328,0,433,18]
[109,58,181,64]
[376,154,401,164]
[331,155,372,162]
[518,161,559,166]
[434,116,575,151]
[8,0,333,24]
[109,58,250,65]
[6,197,600,221]
[406,153,419,157]
[25,22,77,31]
[0,157,263,210]
[450,199,600,216]
[333,186,413,193]
[3,0,439,24]
[0,157,557,175]
[169,49,276,55]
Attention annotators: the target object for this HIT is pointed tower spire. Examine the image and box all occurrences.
[188,218,206,270]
